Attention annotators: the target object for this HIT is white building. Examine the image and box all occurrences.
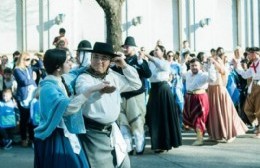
[0,0,259,55]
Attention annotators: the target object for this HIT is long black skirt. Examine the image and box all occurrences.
[146,81,182,150]
[34,128,89,168]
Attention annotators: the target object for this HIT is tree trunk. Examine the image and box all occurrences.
[96,0,124,51]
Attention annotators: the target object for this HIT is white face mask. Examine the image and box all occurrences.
[79,51,91,67]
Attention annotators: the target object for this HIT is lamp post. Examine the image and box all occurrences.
[55,13,66,25]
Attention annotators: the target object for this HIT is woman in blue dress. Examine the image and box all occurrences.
[34,49,109,168]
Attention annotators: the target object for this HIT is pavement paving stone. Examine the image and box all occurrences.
[0,131,259,168]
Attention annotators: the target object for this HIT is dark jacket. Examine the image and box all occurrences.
[13,67,36,101]
[111,54,151,99]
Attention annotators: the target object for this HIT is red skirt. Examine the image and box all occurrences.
[183,93,209,134]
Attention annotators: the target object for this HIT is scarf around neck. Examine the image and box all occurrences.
[85,66,109,79]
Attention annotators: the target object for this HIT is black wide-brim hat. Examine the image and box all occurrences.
[121,36,137,47]
[86,42,119,57]
[247,47,260,53]
[76,40,92,51]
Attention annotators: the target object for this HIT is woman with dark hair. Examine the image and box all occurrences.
[146,45,182,153]
[197,52,206,64]
[34,48,109,168]
[210,48,216,57]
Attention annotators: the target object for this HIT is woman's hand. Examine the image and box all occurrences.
[146,54,155,62]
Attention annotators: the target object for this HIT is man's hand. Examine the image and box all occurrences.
[83,81,111,97]
[113,52,127,68]
[138,50,148,61]
[100,85,116,94]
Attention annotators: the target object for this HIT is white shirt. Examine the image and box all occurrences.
[148,57,171,83]
[75,65,141,124]
[185,64,217,91]
[235,58,260,80]
[236,58,260,93]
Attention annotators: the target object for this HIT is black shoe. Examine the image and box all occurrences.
[128,150,134,155]
[136,150,144,155]
[154,149,165,154]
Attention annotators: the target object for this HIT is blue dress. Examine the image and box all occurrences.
[169,62,184,128]
[34,128,89,168]
[34,77,89,168]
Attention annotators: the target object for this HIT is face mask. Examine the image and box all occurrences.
[79,51,91,67]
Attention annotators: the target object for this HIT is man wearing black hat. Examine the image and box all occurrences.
[111,36,151,155]
[234,47,260,138]
[75,42,141,168]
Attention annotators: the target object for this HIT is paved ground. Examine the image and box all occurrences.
[0,130,260,168]
[131,132,260,168]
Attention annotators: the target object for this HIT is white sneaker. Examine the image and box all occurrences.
[192,140,203,146]
[227,137,236,143]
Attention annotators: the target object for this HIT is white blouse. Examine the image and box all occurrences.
[148,57,171,83]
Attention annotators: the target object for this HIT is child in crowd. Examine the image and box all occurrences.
[3,67,17,97]
[0,89,19,150]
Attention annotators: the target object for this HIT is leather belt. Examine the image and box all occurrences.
[187,89,206,94]
[83,117,112,131]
